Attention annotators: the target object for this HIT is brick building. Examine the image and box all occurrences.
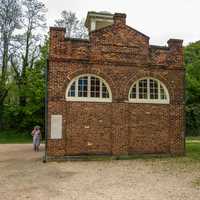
[46,11,185,159]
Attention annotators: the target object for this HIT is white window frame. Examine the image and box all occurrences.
[66,74,112,102]
[128,77,170,104]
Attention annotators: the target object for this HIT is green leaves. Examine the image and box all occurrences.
[15,38,48,130]
[2,37,48,131]
[185,41,200,136]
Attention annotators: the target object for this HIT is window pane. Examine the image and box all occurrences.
[150,79,158,99]
[67,75,111,101]
[160,84,167,100]
[68,81,75,97]
[129,78,168,103]
[90,76,100,97]
[102,82,109,98]
[78,76,88,97]
[139,79,148,99]
[130,84,136,99]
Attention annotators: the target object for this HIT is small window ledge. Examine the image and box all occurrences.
[128,99,169,104]
[66,97,112,103]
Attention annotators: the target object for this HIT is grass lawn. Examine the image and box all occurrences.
[0,130,32,143]
[186,137,200,160]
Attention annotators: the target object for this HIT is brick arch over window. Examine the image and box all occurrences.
[63,68,116,100]
[65,74,112,102]
[122,72,174,103]
[128,77,170,104]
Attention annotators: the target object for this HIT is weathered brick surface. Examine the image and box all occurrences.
[47,13,185,157]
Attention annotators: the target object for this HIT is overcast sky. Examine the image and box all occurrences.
[42,0,199,46]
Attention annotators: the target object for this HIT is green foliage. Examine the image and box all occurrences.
[2,37,48,133]
[0,130,32,143]
[17,38,48,130]
[184,41,200,136]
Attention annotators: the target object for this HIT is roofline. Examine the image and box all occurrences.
[85,11,114,28]
[150,45,169,50]
[87,11,113,16]
[89,24,149,39]
[89,24,113,34]
[126,25,149,39]
[65,37,89,43]
[50,27,65,31]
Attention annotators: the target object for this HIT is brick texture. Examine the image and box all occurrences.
[47,13,185,157]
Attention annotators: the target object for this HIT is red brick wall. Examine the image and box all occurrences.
[47,13,185,157]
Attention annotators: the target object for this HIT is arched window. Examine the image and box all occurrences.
[129,78,169,104]
[66,74,112,102]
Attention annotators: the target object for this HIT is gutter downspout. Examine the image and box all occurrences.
[43,58,49,163]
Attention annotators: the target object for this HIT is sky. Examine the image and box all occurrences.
[42,0,200,46]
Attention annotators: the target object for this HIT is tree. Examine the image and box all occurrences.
[4,37,48,131]
[55,10,88,39]
[16,37,48,130]
[11,0,47,106]
[0,0,47,131]
[0,0,22,128]
[184,41,200,136]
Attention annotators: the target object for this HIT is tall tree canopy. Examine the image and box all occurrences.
[0,0,47,131]
[184,41,200,135]
[11,0,46,107]
[0,6,89,132]
[0,0,22,128]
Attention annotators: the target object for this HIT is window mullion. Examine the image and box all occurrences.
[100,81,102,98]
[88,76,91,97]
[136,82,139,99]
[147,78,150,100]
[158,82,161,100]
[75,79,78,97]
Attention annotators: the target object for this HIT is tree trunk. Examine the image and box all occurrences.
[18,30,31,107]
[0,34,9,129]
[0,89,8,129]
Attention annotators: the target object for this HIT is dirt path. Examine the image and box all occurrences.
[0,144,199,200]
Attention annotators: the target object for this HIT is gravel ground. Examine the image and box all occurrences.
[0,144,200,200]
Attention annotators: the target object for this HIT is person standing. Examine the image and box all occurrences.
[31,126,41,152]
